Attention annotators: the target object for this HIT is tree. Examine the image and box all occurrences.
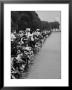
[41,21,51,31]
[48,21,60,30]
[11,11,41,32]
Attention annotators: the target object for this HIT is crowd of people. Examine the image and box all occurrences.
[11,28,51,79]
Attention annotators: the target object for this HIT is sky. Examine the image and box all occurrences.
[36,11,61,23]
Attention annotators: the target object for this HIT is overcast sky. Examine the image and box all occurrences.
[36,11,61,23]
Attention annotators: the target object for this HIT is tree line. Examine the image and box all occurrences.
[11,11,60,32]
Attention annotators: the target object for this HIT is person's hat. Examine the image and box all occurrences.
[26,28,30,32]
[36,29,40,31]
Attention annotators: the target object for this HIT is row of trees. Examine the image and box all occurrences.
[41,21,60,31]
[11,11,60,32]
[11,11,41,32]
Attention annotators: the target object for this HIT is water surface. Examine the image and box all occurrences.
[27,32,61,79]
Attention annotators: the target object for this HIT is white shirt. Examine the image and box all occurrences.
[33,31,40,36]
[11,33,16,41]
[25,46,31,51]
